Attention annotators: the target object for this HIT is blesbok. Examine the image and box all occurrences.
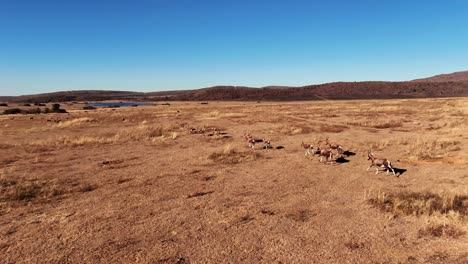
[212,127,220,135]
[263,139,272,149]
[188,126,205,134]
[315,145,334,163]
[325,137,344,157]
[243,131,253,141]
[367,151,395,175]
[301,141,314,155]
[247,138,256,149]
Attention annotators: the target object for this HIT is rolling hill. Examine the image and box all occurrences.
[2,71,468,102]
[412,70,468,82]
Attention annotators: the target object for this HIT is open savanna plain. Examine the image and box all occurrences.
[1,98,468,263]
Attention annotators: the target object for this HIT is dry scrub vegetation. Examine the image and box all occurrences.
[1,98,468,263]
[406,138,461,160]
[0,169,94,213]
[367,191,468,220]
[346,119,403,129]
[418,224,465,238]
[24,124,178,149]
[208,144,261,164]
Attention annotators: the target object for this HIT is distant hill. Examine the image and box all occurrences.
[412,71,468,82]
[172,82,468,101]
[2,71,468,102]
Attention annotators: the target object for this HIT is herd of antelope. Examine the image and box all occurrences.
[180,123,396,176]
[300,137,395,175]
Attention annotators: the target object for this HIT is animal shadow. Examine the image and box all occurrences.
[393,167,407,177]
[335,157,350,164]
[343,150,356,157]
[276,146,285,150]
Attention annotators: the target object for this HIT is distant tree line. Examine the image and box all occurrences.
[2,103,67,115]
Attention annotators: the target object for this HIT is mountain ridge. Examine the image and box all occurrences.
[2,71,468,102]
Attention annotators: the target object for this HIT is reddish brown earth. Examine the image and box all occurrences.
[1,99,468,263]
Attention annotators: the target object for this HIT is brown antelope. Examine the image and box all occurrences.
[367,151,395,175]
[248,138,256,149]
[325,137,344,157]
[243,131,253,141]
[244,131,259,149]
[187,126,205,134]
[212,127,220,135]
[301,141,314,155]
[315,145,334,163]
[263,139,272,149]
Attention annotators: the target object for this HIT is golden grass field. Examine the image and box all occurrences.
[1,98,468,263]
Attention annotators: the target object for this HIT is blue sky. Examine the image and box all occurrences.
[1,0,468,95]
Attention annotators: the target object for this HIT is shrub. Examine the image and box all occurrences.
[83,105,96,110]
[3,108,22,115]
[45,104,67,113]
[0,103,8,107]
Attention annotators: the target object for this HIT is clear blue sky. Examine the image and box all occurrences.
[1,0,468,95]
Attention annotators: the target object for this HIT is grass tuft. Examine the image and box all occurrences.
[406,138,460,160]
[418,224,465,239]
[209,144,260,164]
[367,191,468,220]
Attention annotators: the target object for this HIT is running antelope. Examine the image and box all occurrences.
[367,151,395,175]
[243,131,254,148]
[263,139,272,149]
[325,138,344,157]
[243,131,253,141]
[315,145,334,163]
[247,138,256,149]
[301,141,314,155]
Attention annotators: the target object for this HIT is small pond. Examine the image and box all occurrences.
[87,102,154,108]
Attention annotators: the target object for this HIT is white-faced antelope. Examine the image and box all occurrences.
[315,145,334,163]
[325,138,344,157]
[367,151,395,175]
[243,131,253,141]
[263,139,272,149]
[212,127,221,135]
[247,138,256,149]
[243,131,258,149]
[301,141,314,155]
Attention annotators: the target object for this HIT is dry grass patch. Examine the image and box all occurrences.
[418,224,465,239]
[0,170,97,211]
[0,143,15,149]
[276,124,315,135]
[346,119,402,129]
[367,191,468,220]
[318,124,348,133]
[406,138,461,160]
[25,125,178,149]
[53,117,96,128]
[208,144,261,164]
[0,173,96,211]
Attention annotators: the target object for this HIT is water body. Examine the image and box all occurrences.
[88,102,154,108]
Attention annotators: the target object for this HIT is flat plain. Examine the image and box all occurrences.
[1,98,468,263]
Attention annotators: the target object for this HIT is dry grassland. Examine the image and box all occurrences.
[1,98,468,263]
